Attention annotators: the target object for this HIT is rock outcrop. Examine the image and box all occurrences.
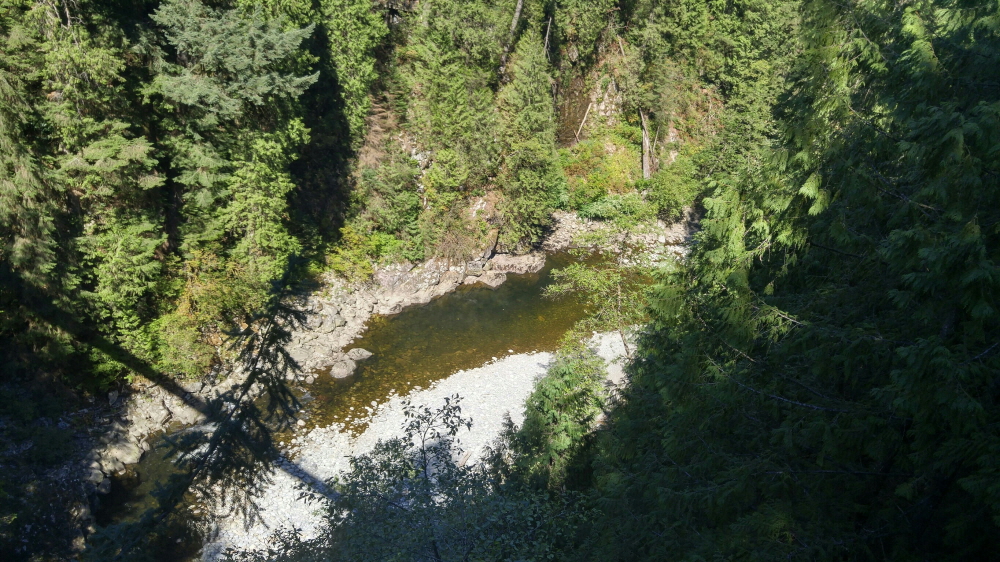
[542,208,698,259]
[487,252,546,274]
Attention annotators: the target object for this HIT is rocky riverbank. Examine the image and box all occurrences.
[203,333,629,559]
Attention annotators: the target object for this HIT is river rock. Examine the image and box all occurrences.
[465,261,484,276]
[329,359,357,379]
[478,271,507,289]
[85,468,105,485]
[318,308,347,333]
[105,438,142,466]
[439,270,463,287]
[373,262,415,289]
[171,403,206,426]
[96,477,111,495]
[99,456,125,474]
[488,252,545,274]
[347,348,373,361]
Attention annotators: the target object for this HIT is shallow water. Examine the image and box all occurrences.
[305,252,587,430]
[96,252,590,558]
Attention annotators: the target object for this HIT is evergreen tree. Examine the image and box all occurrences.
[586,1,1000,560]
[496,32,563,250]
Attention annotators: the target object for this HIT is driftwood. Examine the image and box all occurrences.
[575,102,593,142]
[498,0,525,77]
[640,110,652,179]
[543,16,552,59]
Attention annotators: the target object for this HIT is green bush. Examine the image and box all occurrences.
[152,312,215,380]
[578,192,657,227]
[642,154,700,219]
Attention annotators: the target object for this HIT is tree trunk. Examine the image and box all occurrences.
[508,0,524,37]
[498,0,524,77]
[640,110,652,180]
[543,16,552,58]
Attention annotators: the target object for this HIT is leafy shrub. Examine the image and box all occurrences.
[514,340,607,489]
[578,192,657,226]
[152,312,214,380]
[559,127,643,210]
[643,154,700,219]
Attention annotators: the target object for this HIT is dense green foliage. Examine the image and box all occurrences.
[10,0,1000,559]
[243,1,1000,561]
[586,1,1000,560]
[510,341,608,490]
[0,0,323,387]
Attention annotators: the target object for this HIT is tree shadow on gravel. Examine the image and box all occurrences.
[1,262,343,562]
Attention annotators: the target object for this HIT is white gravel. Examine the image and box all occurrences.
[203,334,627,560]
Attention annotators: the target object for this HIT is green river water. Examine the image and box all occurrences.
[95,252,589,559]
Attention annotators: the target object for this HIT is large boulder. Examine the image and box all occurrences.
[347,348,373,361]
[487,252,546,274]
[329,359,358,379]
[478,271,507,289]
[319,308,347,333]
[103,438,142,468]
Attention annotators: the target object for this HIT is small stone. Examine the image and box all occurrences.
[305,375,316,384]
[370,401,378,407]
[108,391,119,405]
[296,419,306,427]
[97,478,111,495]
[71,533,86,552]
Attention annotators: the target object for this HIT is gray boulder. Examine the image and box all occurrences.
[487,252,546,274]
[85,468,105,485]
[478,271,507,289]
[347,348,373,361]
[105,439,142,466]
[330,359,358,379]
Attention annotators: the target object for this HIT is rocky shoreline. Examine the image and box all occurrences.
[203,334,629,559]
[68,209,695,551]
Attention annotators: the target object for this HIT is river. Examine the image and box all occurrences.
[95,252,591,560]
